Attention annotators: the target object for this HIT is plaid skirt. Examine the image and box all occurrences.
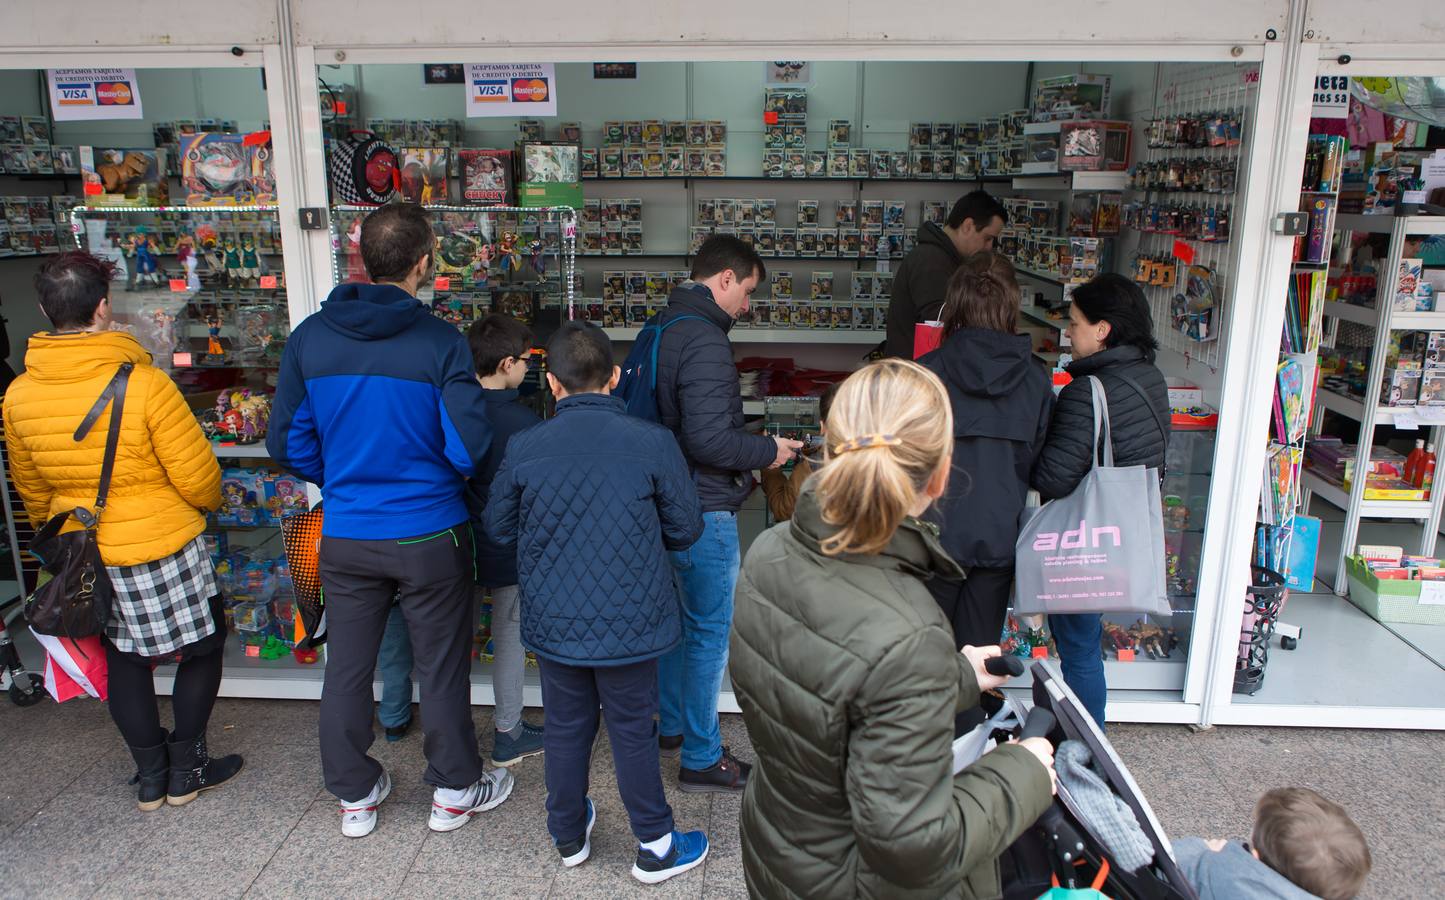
[104,535,220,657]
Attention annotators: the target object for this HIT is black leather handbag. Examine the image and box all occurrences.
[24,362,132,638]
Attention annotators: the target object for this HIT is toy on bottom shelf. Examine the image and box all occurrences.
[998,614,1054,659]
[1129,619,1180,660]
[1101,621,1138,660]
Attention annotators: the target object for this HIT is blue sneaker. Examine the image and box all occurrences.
[491,722,545,767]
[555,798,596,868]
[632,830,709,884]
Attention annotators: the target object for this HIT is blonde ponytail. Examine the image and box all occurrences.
[813,359,953,556]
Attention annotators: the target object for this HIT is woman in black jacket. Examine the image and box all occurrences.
[921,253,1052,676]
[1031,273,1171,727]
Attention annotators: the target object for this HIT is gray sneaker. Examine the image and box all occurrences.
[428,769,514,832]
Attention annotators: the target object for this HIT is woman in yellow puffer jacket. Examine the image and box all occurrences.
[4,251,244,811]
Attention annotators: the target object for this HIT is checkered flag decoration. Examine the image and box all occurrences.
[281,504,326,648]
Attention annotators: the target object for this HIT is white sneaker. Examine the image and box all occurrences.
[340,771,391,839]
[428,768,515,833]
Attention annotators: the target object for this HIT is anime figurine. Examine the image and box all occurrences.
[1129,620,1178,660]
[344,217,366,282]
[471,242,493,288]
[1101,622,1136,660]
[146,308,177,354]
[527,239,545,278]
[239,236,261,285]
[121,232,139,291]
[419,168,436,206]
[223,239,243,287]
[495,232,523,281]
[128,229,162,289]
[175,234,200,291]
[207,316,225,357]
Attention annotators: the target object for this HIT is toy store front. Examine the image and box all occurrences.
[0,61,313,695]
[304,57,1261,721]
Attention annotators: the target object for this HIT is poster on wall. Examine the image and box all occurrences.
[765,62,811,86]
[47,68,144,122]
[423,64,466,85]
[593,63,637,80]
[1312,75,1350,119]
[465,63,558,118]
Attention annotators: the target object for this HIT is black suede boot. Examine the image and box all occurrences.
[127,741,169,811]
[166,732,244,806]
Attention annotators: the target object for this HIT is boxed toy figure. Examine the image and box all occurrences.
[1382,368,1422,407]
[1032,74,1112,121]
[870,151,891,179]
[827,149,849,178]
[518,142,581,207]
[848,150,870,178]
[396,148,449,205]
[249,139,276,205]
[1058,121,1131,172]
[182,133,252,204]
[829,120,851,148]
[81,147,169,206]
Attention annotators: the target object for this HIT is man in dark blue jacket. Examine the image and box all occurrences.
[652,235,799,792]
[485,321,709,884]
[267,203,511,840]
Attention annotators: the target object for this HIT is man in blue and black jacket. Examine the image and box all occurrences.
[268,203,512,840]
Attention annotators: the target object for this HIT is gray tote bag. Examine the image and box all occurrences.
[1013,376,1169,617]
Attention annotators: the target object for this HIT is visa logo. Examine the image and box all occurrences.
[472,79,508,101]
[56,83,92,105]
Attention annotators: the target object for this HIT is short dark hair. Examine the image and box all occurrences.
[467,313,534,377]
[1253,788,1371,900]
[546,320,614,393]
[946,190,1008,231]
[35,251,116,330]
[941,251,1021,336]
[691,234,765,285]
[360,203,435,283]
[818,381,840,424]
[1070,273,1161,363]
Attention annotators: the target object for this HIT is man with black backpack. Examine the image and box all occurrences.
[648,235,801,792]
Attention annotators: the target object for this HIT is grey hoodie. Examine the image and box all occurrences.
[1173,838,1320,900]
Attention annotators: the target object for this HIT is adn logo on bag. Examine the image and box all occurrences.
[1033,519,1122,552]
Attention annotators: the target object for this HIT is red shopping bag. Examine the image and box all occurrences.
[31,630,108,702]
[913,321,944,359]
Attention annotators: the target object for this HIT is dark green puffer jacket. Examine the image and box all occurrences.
[730,487,1053,899]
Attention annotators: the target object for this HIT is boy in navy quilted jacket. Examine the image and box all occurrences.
[484,321,710,885]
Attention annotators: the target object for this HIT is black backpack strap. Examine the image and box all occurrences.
[74,363,133,515]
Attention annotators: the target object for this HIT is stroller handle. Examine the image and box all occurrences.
[1019,707,1056,741]
[984,655,1025,678]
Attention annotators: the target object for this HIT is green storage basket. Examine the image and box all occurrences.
[1345,557,1445,626]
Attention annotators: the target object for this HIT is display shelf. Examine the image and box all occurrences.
[742,400,764,415]
[1001,656,1187,692]
[1334,213,1398,236]
[1301,469,1433,520]
[579,252,885,263]
[1019,305,1065,330]
[1014,267,1067,287]
[1010,171,1130,192]
[212,443,271,458]
[1322,300,1375,327]
[582,174,1014,185]
[601,327,883,344]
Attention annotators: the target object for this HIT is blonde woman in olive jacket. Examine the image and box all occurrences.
[730,359,1056,899]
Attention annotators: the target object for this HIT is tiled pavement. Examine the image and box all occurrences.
[0,696,1440,898]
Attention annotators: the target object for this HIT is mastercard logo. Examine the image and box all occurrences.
[510,78,549,102]
[95,82,134,106]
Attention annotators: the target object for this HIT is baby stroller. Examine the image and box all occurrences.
[1,593,45,706]
[987,658,1197,900]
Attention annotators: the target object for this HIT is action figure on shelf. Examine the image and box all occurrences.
[239,236,261,286]
[1101,621,1136,660]
[495,231,523,282]
[121,232,139,292]
[146,308,177,355]
[175,234,201,291]
[128,229,163,289]
[344,217,366,282]
[527,239,545,279]
[223,239,243,287]
[470,241,493,288]
[1130,620,1179,660]
[207,316,225,358]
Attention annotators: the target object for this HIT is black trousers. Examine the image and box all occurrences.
[929,564,1016,734]
[318,524,483,802]
[538,656,674,845]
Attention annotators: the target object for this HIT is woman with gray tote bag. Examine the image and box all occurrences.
[1029,274,1171,728]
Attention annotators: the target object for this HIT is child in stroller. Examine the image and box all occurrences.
[1173,787,1371,900]
[992,662,1371,900]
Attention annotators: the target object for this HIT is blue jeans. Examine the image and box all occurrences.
[659,511,740,771]
[377,603,414,728]
[1049,613,1106,729]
